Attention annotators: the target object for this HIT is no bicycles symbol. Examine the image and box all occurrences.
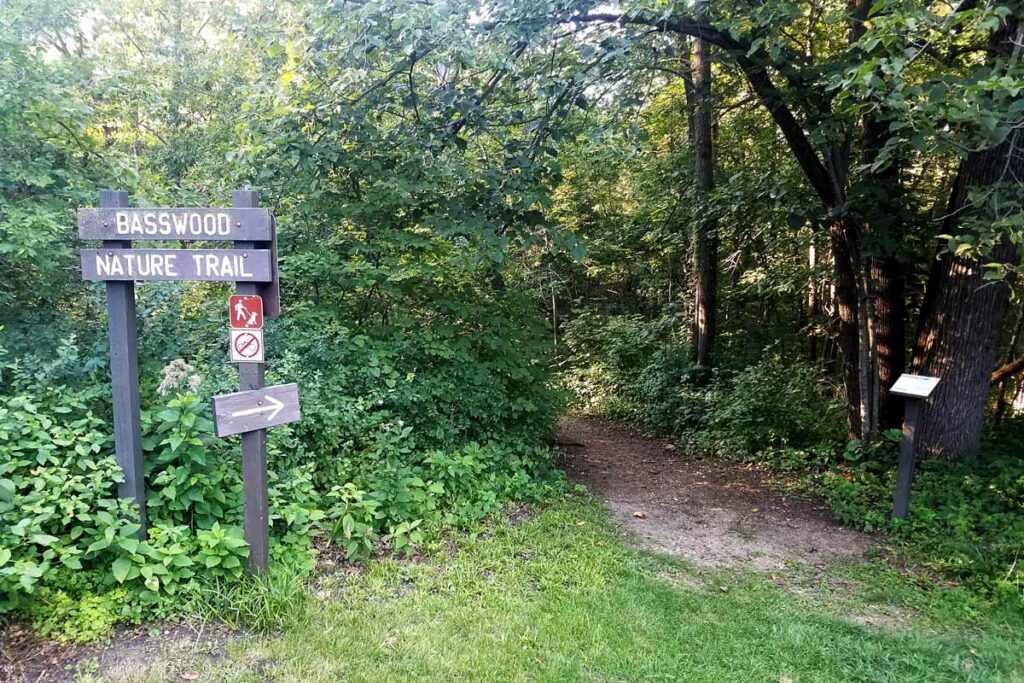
[231,329,264,363]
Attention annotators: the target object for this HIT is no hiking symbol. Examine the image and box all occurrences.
[230,295,264,362]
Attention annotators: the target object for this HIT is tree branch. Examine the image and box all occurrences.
[991,354,1024,385]
[570,11,837,205]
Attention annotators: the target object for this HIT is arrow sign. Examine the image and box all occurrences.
[231,394,284,421]
[212,383,300,437]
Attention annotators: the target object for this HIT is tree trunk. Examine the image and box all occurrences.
[688,3,717,376]
[830,216,864,439]
[859,104,908,432]
[913,135,1022,457]
[806,240,818,361]
[912,18,1022,459]
[872,256,905,430]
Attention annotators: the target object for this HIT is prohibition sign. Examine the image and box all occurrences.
[231,329,264,363]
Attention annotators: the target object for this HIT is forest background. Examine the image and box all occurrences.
[1,0,1022,640]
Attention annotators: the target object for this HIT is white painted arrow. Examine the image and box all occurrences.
[231,395,284,421]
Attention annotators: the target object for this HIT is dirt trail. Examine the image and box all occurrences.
[557,416,873,571]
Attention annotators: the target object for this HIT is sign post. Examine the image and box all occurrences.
[100,191,147,538]
[231,190,270,574]
[81,189,298,574]
[889,374,941,520]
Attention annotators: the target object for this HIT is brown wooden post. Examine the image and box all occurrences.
[100,190,147,538]
[233,189,269,574]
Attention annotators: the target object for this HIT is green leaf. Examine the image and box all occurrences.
[30,534,59,547]
[112,557,133,583]
[120,537,142,554]
[0,478,15,502]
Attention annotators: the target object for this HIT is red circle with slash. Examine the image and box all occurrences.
[233,331,261,359]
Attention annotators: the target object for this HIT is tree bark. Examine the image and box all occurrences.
[806,240,818,361]
[688,1,718,376]
[872,256,905,430]
[830,216,864,439]
[912,17,1022,459]
[913,132,1022,457]
[861,112,907,432]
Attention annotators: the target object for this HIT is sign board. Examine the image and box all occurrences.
[231,329,264,363]
[82,190,292,573]
[212,383,301,437]
[230,295,263,330]
[78,208,273,241]
[81,248,273,282]
[890,374,940,399]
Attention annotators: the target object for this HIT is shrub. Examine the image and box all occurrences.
[823,442,1024,600]
[0,281,562,638]
[696,357,844,459]
[560,312,685,418]
[0,386,322,640]
[560,313,843,461]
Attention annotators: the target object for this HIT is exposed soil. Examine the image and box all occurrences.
[0,622,236,683]
[557,416,874,571]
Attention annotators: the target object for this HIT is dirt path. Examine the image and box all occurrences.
[557,416,873,571]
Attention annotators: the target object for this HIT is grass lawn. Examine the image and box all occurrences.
[84,494,1024,682]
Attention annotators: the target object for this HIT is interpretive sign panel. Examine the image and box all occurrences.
[890,374,940,399]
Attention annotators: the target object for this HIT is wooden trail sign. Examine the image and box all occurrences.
[78,207,273,241]
[81,248,273,282]
[212,383,301,438]
[81,190,296,574]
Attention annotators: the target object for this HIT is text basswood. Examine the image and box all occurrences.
[117,211,231,237]
[77,207,273,241]
[81,249,274,282]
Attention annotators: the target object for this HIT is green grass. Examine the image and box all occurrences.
[91,495,1024,682]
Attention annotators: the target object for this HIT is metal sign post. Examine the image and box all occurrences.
[80,189,298,574]
[889,374,941,520]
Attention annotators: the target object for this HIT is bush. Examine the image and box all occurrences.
[560,313,843,461]
[695,357,844,461]
[0,275,562,639]
[823,439,1024,601]
[560,312,686,418]
[0,386,323,640]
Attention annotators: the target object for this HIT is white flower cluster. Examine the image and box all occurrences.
[157,359,203,396]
